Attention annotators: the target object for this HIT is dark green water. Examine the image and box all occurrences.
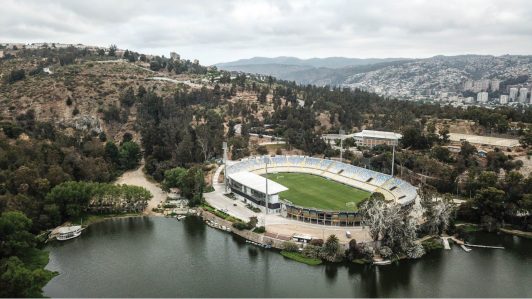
[44,217,532,297]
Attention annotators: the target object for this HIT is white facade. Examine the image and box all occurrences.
[509,88,518,100]
[518,88,528,103]
[477,91,489,103]
[490,79,500,92]
[500,95,509,104]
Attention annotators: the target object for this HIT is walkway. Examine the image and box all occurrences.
[115,160,166,215]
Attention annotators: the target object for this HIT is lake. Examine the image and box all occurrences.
[44,216,532,297]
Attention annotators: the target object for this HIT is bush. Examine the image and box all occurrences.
[257,145,268,155]
[253,226,266,233]
[309,238,324,246]
[5,69,25,83]
[405,243,426,259]
[302,245,321,259]
[378,246,393,259]
[357,243,374,260]
[282,241,300,252]
[232,221,249,230]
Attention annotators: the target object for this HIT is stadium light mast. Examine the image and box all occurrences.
[391,144,396,176]
[223,142,228,193]
[264,157,269,227]
[339,129,345,162]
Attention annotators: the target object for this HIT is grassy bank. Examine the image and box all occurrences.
[280,251,322,266]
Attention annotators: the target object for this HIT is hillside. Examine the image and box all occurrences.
[216,55,532,98]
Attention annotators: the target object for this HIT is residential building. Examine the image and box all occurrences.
[509,87,519,101]
[500,95,509,104]
[477,91,489,103]
[518,88,528,103]
[490,79,500,92]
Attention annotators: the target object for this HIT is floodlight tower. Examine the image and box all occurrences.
[223,142,228,193]
[264,157,270,227]
[391,144,396,176]
[339,129,345,162]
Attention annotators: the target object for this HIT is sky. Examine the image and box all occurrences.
[1,0,532,65]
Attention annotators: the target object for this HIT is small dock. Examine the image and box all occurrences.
[460,245,472,252]
[464,243,504,250]
[442,237,451,250]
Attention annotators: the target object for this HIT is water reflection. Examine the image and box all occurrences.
[44,217,532,298]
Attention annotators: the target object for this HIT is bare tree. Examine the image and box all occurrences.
[419,187,455,235]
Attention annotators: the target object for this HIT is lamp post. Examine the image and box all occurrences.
[339,129,345,162]
[391,144,396,176]
[264,157,269,227]
[223,142,228,193]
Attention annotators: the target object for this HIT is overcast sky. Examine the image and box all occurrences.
[1,0,532,65]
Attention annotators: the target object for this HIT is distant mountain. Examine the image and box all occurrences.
[216,56,408,69]
[215,56,410,85]
[216,55,532,98]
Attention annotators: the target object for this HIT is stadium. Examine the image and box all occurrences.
[225,155,418,226]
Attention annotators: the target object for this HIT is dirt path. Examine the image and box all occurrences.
[115,161,166,215]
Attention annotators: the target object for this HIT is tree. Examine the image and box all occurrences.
[439,124,450,144]
[120,87,136,107]
[358,193,387,243]
[118,141,141,170]
[104,141,120,165]
[474,187,506,230]
[419,187,455,235]
[320,235,344,262]
[162,167,187,191]
[0,211,35,257]
[108,44,117,57]
[0,256,52,297]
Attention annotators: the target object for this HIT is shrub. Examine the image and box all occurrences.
[357,243,374,260]
[310,238,324,246]
[232,221,249,230]
[405,243,425,259]
[378,246,393,259]
[253,226,266,233]
[257,145,268,155]
[282,241,300,252]
[302,245,321,259]
[5,69,25,84]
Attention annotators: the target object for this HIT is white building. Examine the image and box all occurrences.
[477,91,489,103]
[500,95,509,104]
[227,171,287,213]
[518,88,529,103]
[323,130,402,148]
[509,87,519,101]
[490,79,500,92]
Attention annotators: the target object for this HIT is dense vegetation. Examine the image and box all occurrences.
[0,114,145,297]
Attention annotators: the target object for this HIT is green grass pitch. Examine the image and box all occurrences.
[265,172,371,211]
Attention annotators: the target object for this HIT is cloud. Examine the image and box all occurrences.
[1,0,532,64]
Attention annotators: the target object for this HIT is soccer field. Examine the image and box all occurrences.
[265,173,371,211]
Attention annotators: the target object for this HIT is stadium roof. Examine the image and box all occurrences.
[228,171,288,195]
[352,130,402,140]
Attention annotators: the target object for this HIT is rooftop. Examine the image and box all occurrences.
[228,171,288,195]
[353,130,402,140]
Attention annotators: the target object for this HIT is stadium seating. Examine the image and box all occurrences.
[226,155,418,205]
